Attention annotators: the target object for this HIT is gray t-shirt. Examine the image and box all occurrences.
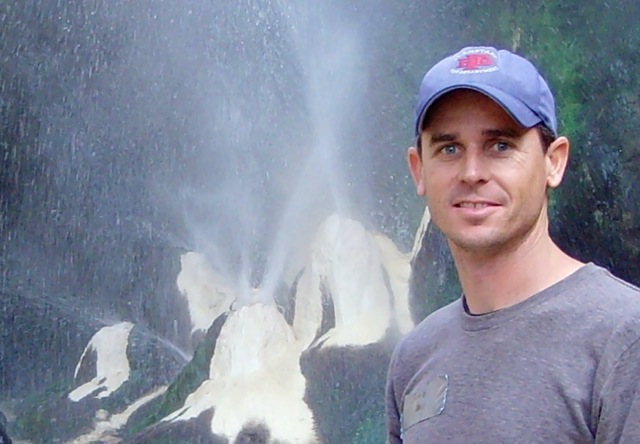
[386,263,640,443]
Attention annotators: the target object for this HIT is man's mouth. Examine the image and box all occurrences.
[455,201,496,209]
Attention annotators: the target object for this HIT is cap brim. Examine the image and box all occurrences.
[415,84,543,136]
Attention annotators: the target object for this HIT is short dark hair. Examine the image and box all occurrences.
[415,123,556,157]
[536,124,556,153]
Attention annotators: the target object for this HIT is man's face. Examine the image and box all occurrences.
[408,89,565,256]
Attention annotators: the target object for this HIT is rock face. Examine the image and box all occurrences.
[142,304,318,443]
[13,323,185,443]
[10,214,415,443]
[0,419,12,444]
[69,322,135,402]
[409,208,461,323]
[300,340,395,443]
[129,214,414,443]
[293,214,413,349]
[0,291,99,400]
[176,252,237,347]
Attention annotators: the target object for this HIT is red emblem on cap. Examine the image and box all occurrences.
[457,53,496,71]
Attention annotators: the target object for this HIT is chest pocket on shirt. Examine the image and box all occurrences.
[402,374,448,432]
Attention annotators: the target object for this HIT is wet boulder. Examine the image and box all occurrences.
[131,304,319,443]
[13,322,186,443]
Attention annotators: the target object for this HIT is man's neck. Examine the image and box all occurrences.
[451,231,584,315]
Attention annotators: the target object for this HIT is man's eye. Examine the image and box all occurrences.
[441,144,458,155]
[493,141,511,152]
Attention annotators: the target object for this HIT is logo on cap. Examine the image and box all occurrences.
[450,48,498,75]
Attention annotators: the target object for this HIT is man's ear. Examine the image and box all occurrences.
[408,146,426,196]
[545,136,570,189]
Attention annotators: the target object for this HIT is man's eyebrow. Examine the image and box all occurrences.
[429,132,458,144]
[482,128,522,139]
[426,127,523,146]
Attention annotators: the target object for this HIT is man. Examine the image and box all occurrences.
[385,46,640,443]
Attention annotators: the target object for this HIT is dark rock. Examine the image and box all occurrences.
[0,419,12,444]
[125,313,227,437]
[310,279,337,347]
[13,321,187,443]
[234,422,270,444]
[409,221,461,323]
[300,341,394,444]
[0,291,98,398]
[13,386,102,443]
[73,347,99,387]
[130,408,227,444]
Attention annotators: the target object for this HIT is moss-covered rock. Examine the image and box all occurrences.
[13,381,96,443]
[12,321,186,443]
[124,313,227,439]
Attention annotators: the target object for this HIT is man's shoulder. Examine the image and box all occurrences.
[573,263,640,316]
[583,263,640,295]
[574,264,640,359]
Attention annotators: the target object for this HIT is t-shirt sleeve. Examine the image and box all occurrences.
[386,347,403,444]
[595,337,640,443]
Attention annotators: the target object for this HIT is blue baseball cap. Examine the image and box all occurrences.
[414,46,557,137]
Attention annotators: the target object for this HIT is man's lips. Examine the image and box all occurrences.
[451,200,501,220]
[453,200,500,208]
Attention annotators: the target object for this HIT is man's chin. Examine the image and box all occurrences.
[446,233,506,256]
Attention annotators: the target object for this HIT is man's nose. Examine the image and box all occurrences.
[457,150,489,184]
